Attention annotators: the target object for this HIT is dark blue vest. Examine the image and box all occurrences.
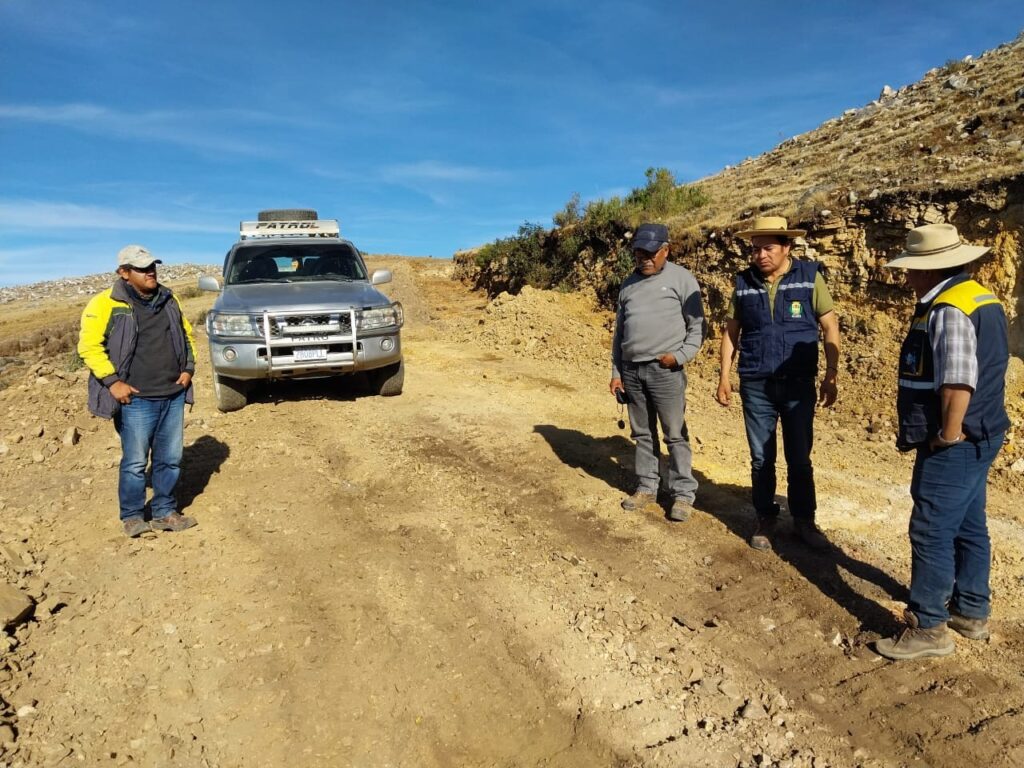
[896,273,1010,449]
[736,259,821,380]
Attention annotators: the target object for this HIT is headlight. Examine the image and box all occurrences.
[208,311,260,337]
[356,302,404,331]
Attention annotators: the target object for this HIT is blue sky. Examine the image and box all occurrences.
[1,1,1022,287]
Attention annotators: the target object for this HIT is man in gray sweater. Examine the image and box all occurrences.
[610,223,706,521]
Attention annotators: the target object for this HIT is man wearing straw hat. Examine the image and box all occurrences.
[716,216,840,552]
[875,223,1009,660]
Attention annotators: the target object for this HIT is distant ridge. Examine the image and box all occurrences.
[674,31,1024,230]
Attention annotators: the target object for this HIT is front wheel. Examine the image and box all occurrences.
[213,373,249,412]
[368,360,404,397]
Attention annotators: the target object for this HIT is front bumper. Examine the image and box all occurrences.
[206,308,402,381]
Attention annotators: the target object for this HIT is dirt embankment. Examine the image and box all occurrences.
[1,258,1024,767]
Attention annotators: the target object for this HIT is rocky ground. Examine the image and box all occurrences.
[2,257,1024,767]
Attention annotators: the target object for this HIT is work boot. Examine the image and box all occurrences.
[621,491,656,511]
[150,513,198,532]
[667,499,693,522]
[948,612,990,641]
[122,517,149,538]
[875,610,955,660]
[793,519,832,552]
[749,515,778,551]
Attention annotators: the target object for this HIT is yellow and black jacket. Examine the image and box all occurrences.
[78,280,196,419]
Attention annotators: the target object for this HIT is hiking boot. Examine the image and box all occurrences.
[875,610,955,660]
[948,612,990,641]
[123,517,149,538]
[621,491,656,511]
[750,515,778,551]
[668,499,693,522]
[794,519,832,552]
[149,513,198,532]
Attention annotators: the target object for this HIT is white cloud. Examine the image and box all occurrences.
[0,200,229,234]
[380,160,506,183]
[0,103,296,155]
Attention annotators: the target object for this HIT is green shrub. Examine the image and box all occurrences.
[625,167,709,219]
[473,168,708,303]
[552,193,581,228]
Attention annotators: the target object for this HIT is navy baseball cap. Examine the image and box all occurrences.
[632,223,669,252]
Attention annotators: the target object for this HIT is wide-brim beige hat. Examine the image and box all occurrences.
[735,215,807,240]
[884,223,989,270]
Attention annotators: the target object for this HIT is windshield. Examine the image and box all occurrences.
[226,243,367,285]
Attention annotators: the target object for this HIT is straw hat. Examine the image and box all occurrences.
[734,216,807,240]
[884,223,989,270]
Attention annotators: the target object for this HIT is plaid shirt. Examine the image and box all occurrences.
[923,278,978,390]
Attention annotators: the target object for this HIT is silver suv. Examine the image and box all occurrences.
[198,209,404,411]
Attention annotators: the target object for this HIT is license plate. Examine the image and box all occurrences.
[294,347,327,361]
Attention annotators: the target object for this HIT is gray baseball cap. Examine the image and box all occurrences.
[117,244,162,269]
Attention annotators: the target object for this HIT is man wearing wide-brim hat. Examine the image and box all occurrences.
[716,216,841,552]
[875,223,1009,660]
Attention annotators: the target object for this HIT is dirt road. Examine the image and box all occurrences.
[2,258,1024,767]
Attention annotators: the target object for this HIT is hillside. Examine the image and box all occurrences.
[457,32,1024,347]
[678,33,1024,229]
[453,31,1024,472]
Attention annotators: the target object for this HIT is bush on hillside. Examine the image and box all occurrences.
[471,168,708,303]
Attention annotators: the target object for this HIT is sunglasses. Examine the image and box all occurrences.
[128,264,158,273]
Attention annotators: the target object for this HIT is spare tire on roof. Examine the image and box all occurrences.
[257,209,318,222]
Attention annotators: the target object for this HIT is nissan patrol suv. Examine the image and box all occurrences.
[198,209,404,411]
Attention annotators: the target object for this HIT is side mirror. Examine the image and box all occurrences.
[370,269,392,286]
[198,275,222,292]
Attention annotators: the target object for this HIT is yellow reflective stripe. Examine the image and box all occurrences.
[934,280,1001,316]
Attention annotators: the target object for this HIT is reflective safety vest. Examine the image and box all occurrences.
[735,259,820,380]
[896,274,1009,449]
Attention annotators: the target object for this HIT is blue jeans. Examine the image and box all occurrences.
[113,390,186,521]
[908,433,1003,628]
[739,377,816,519]
[621,362,697,502]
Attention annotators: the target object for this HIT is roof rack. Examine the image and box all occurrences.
[239,220,340,239]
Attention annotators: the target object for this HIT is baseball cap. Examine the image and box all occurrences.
[117,244,162,270]
[632,223,669,252]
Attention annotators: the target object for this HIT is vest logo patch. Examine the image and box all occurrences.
[902,349,920,375]
[788,301,803,319]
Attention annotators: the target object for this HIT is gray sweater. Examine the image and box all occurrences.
[611,261,706,378]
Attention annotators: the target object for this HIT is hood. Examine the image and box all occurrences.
[214,281,392,313]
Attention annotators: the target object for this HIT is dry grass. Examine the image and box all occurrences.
[669,33,1024,233]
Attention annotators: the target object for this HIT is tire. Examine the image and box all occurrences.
[257,209,318,222]
[369,360,404,397]
[213,373,249,412]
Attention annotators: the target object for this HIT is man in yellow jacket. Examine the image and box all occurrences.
[78,245,198,537]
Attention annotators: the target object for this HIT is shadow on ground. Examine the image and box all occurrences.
[246,374,375,406]
[535,422,905,635]
[178,434,231,512]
